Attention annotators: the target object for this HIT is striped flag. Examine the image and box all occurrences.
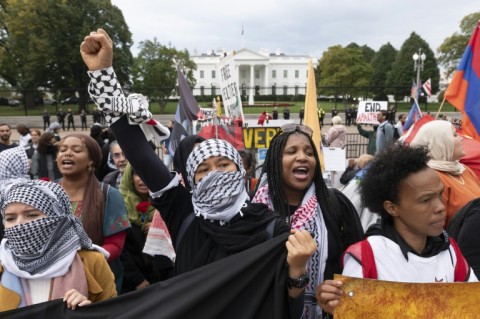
[422,78,432,97]
[410,80,418,99]
[445,21,480,140]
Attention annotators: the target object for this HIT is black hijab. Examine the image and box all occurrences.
[172,135,206,191]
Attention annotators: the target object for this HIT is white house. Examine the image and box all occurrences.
[191,48,315,105]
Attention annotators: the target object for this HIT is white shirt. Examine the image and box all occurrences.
[343,236,478,282]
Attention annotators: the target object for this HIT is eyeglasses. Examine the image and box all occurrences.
[280,124,313,137]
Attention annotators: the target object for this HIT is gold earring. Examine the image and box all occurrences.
[88,165,94,174]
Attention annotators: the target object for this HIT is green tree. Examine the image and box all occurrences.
[346,43,376,63]
[437,12,480,78]
[0,0,133,111]
[317,45,373,100]
[370,43,397,100]
[132,38,196,112]
[386,32,440,100]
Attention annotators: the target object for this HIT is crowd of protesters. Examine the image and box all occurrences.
[0,28,479,318]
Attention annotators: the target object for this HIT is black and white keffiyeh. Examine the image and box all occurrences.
[0,146,30,181]
[186,139,248,224]
[87,67,170,143]
[0,180,105,278]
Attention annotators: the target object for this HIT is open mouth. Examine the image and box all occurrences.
[61,159,75,168]
[293,167,309,178]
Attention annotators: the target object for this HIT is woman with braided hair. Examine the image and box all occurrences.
[253,124,364,318]
[81,28,318,318]
[0,179,116,311]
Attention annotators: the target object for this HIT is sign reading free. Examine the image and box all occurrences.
[356,101,388,124]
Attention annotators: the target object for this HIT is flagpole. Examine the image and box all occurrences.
[413,97,423,115]
[435,96,447,119]
[213,98,219,139]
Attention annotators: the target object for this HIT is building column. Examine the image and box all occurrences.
[249,64,255,106]
[264,64,269,95]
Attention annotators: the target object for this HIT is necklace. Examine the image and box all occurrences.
[447,173,465,185]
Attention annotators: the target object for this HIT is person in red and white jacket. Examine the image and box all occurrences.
[317,145,478,315]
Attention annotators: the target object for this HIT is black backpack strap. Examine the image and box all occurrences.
[176,213,195,251]
[100,181,109,205]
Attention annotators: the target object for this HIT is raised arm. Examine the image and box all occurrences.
[80,28,171,192]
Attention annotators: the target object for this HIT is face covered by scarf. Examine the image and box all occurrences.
[0,180,97,278]
[186,139,248,224]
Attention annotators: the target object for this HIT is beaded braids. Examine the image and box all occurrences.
[259,130,335,226]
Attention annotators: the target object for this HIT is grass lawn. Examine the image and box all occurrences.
[0,100,459,117]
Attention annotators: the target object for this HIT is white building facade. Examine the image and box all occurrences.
[191,48,315,105]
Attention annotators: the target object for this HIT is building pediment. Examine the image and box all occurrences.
[233,48,269,63]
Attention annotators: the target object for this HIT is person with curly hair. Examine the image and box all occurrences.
[317,145,478,315]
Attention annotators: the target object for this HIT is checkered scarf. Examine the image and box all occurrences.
[87,67,170,143]
[0,180,96,278]
[0,146,30,181]
[186,139,248,224]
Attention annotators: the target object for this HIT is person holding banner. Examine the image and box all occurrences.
[80,28,317,316]
[316,145,478,315]
[0,179,116,311]
[254,123,363,318]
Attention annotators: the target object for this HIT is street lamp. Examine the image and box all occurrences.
[413,48,426,110]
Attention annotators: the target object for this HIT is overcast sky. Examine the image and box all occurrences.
[110,0,478,59]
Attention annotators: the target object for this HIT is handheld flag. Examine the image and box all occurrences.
[422,78,432,97]
[169,66,204,155]
[403,100,423,132]
[445,21,480,140]
[304,60,325,172]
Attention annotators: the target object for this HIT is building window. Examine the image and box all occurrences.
[200,70,204,79]
[272,85,276,95]
[295,70,299,78]
[241,70,246,79]
[211,70,216,79]
[272,70,276,79]
[255,69,260,79]
[200,86,205,95]
[283,70,288,78]
[283,86,288,95]
[295,86,299,95]
[212,85,216,96]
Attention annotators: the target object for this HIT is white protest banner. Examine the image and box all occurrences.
[217,53,245,123]
[323,147,346,172]
[356,101,388,124]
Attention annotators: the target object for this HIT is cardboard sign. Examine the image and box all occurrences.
[334,275,480,318]
[356,101,388,124]
[217,53,244,123]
